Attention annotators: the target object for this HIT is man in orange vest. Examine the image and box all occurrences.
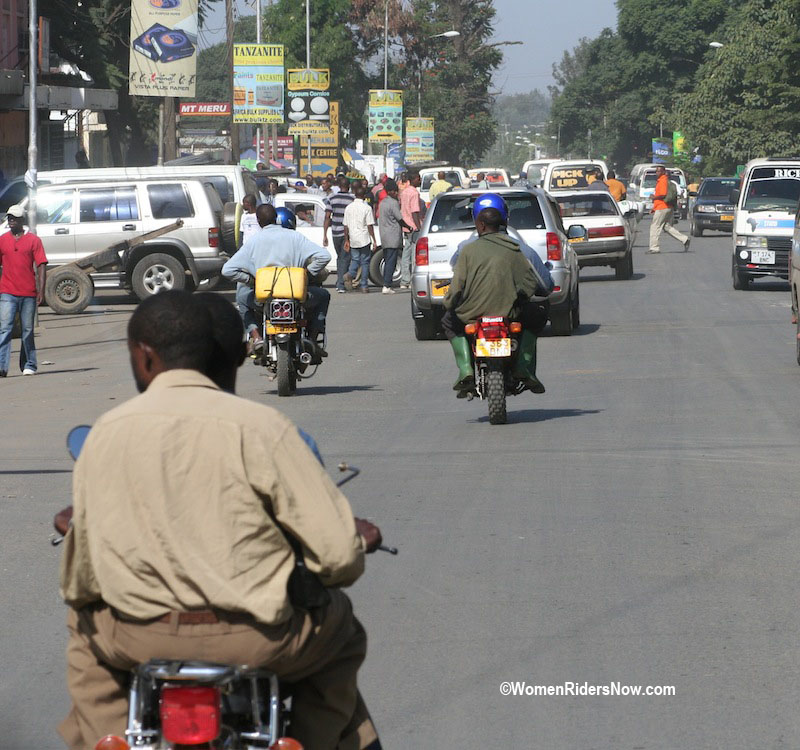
[648,165,690,253]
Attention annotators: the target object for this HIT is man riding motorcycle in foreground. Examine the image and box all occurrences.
[222,204,331,360]
[443,193,553,396]
[57,290,383,750]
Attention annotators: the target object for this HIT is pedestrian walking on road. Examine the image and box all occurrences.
[399,171,422,289]
[649,165,690,253]
[0,205,48,377]
[239,193,260,246]
[377,179,411,294]
[343,185,377,293]
[323,176,355,293]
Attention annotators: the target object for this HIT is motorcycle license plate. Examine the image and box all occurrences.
[475,338,511,357]
[751,250,775,264]
[266,323,298,334]
[431,281,450,298]
[721,214,734,221]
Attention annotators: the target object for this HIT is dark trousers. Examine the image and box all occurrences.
[441,300,549,341]
[333,235,350,290]
[382,247,399,287]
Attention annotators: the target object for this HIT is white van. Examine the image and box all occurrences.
[0,165,261,214]
[418,167,469,207]
[731,158,800,289]
[521,158,559,187]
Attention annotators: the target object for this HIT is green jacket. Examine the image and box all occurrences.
[443,231,539,324]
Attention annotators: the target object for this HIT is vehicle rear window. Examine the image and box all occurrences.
[204,176,233,203]
[549,164,599,191]
[78,187,139,222]
[148,183,194,219]
[555,193,618,218]
[742,166,800,211]
[429,194,545,232]
[697,179,738,198]
[422,172,463,190]
[526,165,546,184]
[643,170,684,189]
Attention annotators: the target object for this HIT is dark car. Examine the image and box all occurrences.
[689,177,738,236]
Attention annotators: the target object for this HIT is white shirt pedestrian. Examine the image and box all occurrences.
[342,198,375,248]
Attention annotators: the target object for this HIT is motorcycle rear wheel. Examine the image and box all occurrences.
[277,344,296,396]
[486,365,507,425]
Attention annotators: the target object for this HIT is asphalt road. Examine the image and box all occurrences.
[3,220,800,749]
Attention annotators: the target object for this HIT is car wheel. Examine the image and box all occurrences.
[221,202,241,254]
[414,312,439,340]
[368,248,401,287]
[571,283,580,329]
[44,266,94,315]
[550,298,573,336]
[615,252,633,280]
[732,257,749,290]
[131,253,187,300]
[691,221,703,237]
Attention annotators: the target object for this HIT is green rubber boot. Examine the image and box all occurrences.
[512,329,545,394]
[450,335,475,393]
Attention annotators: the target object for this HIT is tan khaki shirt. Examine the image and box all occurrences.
[59,369,364,624]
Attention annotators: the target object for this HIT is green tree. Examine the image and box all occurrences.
[676,0,800,173]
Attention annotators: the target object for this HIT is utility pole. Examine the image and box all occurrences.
[27,0,38,234]
[305,0,311,175]
[255,0,261,165]
[383,0,388,176]
[164,97,177,161]
[227,0,239,164]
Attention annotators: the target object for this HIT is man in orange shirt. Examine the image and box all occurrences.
[605,170,627,202]
[648,165,690,253]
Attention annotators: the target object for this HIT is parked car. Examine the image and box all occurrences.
[0,164,261,215]
[733,157,800,290]
[410,187,580,339]
[688,177,738,236]
[2,178,230,307]
[467,168,512,187]
[418,167,469,207]
[552,189,635,279]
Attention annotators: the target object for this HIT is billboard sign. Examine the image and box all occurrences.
[179,102,230,116]
[652,138,672,164]
[232,44,284,124]
[405,117,434,163]
[299,101,340,176]
[287,68,330,135]
[369,89,403,143]
[129,0,199,97]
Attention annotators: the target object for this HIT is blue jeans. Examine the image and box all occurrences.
[0,293,37,373]
[236,283,261,335]
[348,246,372,289]
[333,235,350,290]
[382,247,399,287]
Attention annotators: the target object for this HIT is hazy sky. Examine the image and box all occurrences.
[200,0,619,96]
[490,0,618,96]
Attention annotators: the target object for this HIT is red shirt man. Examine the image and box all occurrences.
[0,204,48,376]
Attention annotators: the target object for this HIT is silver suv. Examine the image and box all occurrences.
[9,179,229,303]
[410,187,580,339]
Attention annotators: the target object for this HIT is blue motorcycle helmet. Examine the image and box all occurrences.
[472,192,509,224]
[275,206,297,230]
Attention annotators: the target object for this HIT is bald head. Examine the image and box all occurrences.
[256,203,277,228]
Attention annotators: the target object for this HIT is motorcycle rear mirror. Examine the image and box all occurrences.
[67,425,92,461]
[729,188,740,205]
[567,224,587,240]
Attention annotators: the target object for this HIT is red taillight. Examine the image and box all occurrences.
[160,686,220,745]
[464,323,477,335]
[414,236,429,266]
[546,232,562,261]
[95,737,130,750]
[208,227,220,247]
[587,226,625,239]
[477,321,509,340]
[270,740,305,750]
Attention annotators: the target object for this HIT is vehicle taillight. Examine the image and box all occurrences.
[208,227,220,247]
[546,232,562,261]
[415,236,429,266]
[270,740,305,750]
[94,737,130,750]
[160,686,220,745]
[477,318,509,340]
[588,226,625,239]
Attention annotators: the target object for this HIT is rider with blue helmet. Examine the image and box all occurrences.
[222,203,331,359]
[441,192,553,396]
